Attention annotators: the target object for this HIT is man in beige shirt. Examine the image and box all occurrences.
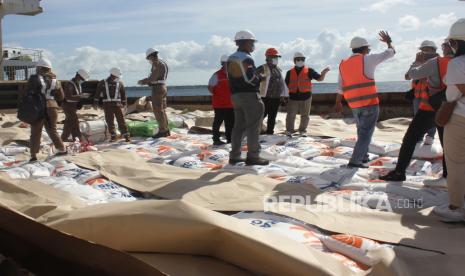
[61,69,90,142]
[138,48,170,138]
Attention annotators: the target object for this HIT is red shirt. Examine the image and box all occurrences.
[210,68,233,108]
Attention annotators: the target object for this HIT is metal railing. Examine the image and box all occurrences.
[1,47,43,80]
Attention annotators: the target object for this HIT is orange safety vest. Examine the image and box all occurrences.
[339,55,379,109]
[418,56,452,111]
[288,66,312,93]
[412,79,427,99]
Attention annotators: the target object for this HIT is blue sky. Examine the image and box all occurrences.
[4,0,465,85]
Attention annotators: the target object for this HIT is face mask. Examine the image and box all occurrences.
[271,58,279,65]
[295,61,305,68]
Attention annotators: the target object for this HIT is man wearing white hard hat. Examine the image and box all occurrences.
[431,18,465,222]
[285,52,330,137]
[138,48,170,139]
[406,40,439,145]
[227,30,269,166]
[381,41,454,183]
[25,58,67,161]
[61,69,90,142]
[208,54,234,145]
[94,68,130,142]
[334,31,395,168]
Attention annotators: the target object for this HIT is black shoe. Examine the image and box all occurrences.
[245,157,270,166]
[213,140,227,146]
[55,151,68,156]
[362,158,369,164]
[29,157,37,162]
[152,131,170,139]
[229,158,246,165]
[347,162,369,169]
[124,135,131,142]
[379,171,406,181]
[110,135,117,142]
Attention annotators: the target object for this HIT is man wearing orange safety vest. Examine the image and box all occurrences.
[334,31,395,168]
[285,52,329,137]
[406,40,439,145]
[380,41,453,182]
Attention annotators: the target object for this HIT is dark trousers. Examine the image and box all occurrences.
[262,97,281,134]
[395,109,447,177]
[212,108,234,142]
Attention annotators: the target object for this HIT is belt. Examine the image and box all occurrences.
[150,80,166,85]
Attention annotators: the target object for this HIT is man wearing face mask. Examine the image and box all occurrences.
[405,40,439,145]
[285,52,330,137]
[61,69,90,142]
[94,68,130,142]
[138,48,170,139]
[257,48,288,135]
[380,41,453,182]
[227,30,269,166]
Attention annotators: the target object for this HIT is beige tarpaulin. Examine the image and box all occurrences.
[66,149,321,211]
[45,199,397,276]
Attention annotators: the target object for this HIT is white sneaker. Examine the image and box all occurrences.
[424,177,447,189]
[424,136,434,145]
[433,204,464,222]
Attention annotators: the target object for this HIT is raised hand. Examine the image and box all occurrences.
[379,31,392,44]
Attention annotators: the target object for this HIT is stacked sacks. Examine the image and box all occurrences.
[86,178,136,202]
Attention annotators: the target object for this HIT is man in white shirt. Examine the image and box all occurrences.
[334,31,395,168]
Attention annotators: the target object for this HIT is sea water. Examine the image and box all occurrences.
[127,81,411,98]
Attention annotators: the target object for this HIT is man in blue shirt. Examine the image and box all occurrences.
[227,30,269,166]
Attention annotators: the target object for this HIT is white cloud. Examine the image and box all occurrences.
[398,15,422,31]
[43,29,432,86]
[427,12,457,28]
[362,0,414,13]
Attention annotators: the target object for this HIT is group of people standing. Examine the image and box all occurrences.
[208,19,465,221]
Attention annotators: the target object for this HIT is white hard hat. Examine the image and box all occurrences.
[293,52,305,59]
[109,67,122,78]
[220,54,229,63]
[350,37,370,49]
[146,48,159,58]
[36,58,52,69]
[76,69,90,80]
[234,30,257,41]
[447,18,465,41]
[419,40,437,50]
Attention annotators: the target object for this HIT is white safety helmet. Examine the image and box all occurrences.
[293,52,306,59]
[234,30,257,41]
[146,48,159,58]
[350,37,370,49]
[76,69,90,81]
[109,67,122,78]
[220,54,229,63]
[36,57,52,69]
[419,40,437,50]
[447,18,465,41]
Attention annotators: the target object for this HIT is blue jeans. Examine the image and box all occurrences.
[413,98,436,139]
[350,105,379,165]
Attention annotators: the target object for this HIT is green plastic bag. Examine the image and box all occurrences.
[127,120,158,137]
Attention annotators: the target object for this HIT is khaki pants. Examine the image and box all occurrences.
[30,107,65,158]
[103,103,128,136]
[151,85,169,132]
[286,97,312,133]
[444,114,465,208]
[61,102,82,142]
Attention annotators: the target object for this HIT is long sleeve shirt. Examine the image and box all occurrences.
[63,78,82,102]
[407,57,442,89]
[257,64,288,98]
[337,48,395,94]
[94,77,127,106]
[141,59,169,86]
[227,50,262,94]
